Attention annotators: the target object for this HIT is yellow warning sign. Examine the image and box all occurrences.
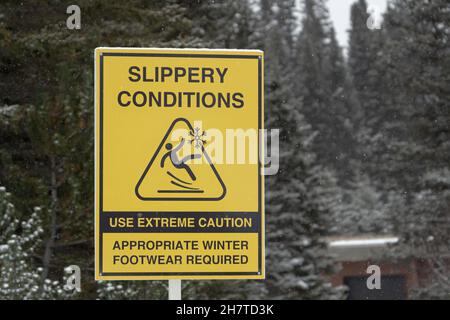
[95,48,264,280]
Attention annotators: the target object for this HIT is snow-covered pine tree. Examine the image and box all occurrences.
[348,0,386,131]
[331,173,391,235]
[0,186,69,299]
[325,26,359,184]
[347,0,397,192]
[211,0,257,49]
[295,0,356,185]
[381,0,450,299]
[260,0,344,299]
[343,0,400,238]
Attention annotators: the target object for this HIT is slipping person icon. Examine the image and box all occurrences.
[160,138,201,181]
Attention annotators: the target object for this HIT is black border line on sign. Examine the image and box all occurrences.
[98,51,263,277]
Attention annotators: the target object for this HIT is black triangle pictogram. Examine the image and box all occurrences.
[135,118,226,201]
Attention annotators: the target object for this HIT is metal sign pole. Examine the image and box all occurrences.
[168,279,181,300]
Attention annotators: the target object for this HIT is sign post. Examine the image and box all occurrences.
[168,279,181,300]
[94,48,264,285]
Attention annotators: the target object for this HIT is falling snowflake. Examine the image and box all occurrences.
[189,127,207,149]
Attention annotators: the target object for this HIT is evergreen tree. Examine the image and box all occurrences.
[261,0,343,299]
[326,26,360,184]
[331,173,390,235]
[348,0,385,131]
[382,0,450,299]
[344,0,390,235]
[173,0,260,51]
[0,186,70,299]
[348,0,396,191]
[295,0,356,185]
